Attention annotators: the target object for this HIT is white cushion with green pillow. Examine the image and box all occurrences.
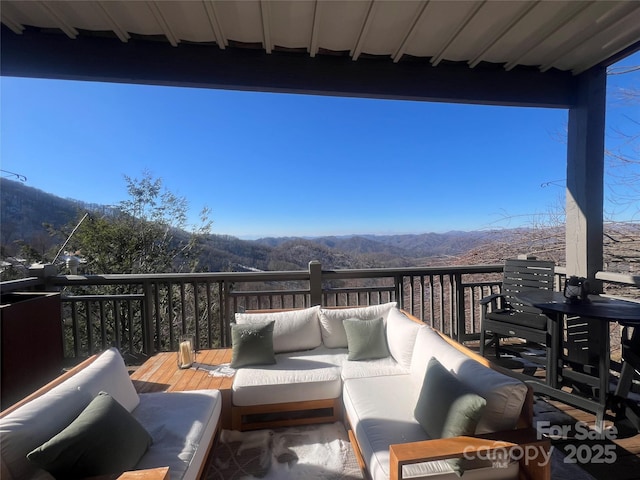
[235,305,321,353]
[27,391,152,479]
[230,321,277,368]
[410,326,528,434]
[414,357,487,477]
[414,357,487,439]
[319,302,397,348]
[343,317,390,361]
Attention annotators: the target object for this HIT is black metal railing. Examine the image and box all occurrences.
[3,261,637,361]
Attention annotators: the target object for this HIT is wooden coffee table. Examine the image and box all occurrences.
[130,348,234,429]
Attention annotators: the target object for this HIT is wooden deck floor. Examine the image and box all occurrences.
[547,398,640,479]
[474,343,640,480]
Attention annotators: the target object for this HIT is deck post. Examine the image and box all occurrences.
[566,66,606,290]
[27,264,59,291]
[309,261,322,306]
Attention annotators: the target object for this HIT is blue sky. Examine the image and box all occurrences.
[1,53,638,239]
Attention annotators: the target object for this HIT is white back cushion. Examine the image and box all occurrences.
[410,327,528,434]
[385,309,422,368]
[235,306,322,353]
[68,347,140,412]
[319,302,397,348]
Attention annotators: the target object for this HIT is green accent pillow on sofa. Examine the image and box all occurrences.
[414,357,487,476]
[414,357,487,438]
[231,320,277,368]
[27,391,151,479]
[343,317,390,361]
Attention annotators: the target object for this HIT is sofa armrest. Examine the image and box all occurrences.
[86,467,170,480]
[117,468,170,480]
[389,428,550,480]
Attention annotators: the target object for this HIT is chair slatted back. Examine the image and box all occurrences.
[501,259,555,315]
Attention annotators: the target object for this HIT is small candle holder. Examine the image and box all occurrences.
[177,334,195,369]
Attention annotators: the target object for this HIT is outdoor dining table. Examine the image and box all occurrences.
[515,290,640,432]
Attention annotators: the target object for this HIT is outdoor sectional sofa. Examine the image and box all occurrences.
[0,347,221,480]
[232,303,550,480]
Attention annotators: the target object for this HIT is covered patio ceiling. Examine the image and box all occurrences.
[2,0,640,281]
[2,0,640,107]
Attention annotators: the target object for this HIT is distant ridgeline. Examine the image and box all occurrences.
[4,177,635,273]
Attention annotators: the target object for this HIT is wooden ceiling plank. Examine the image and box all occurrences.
[36,1,78,39]
[392,0,431,63]
[571,13,640,75]
[0,12,25,35]
[145,1,178,47]
[540,2,640,72]
[94,2,130,43]
[468,1,539,69]
[431,0,485,67]
[260,0,272,54]
[203,0,227,49]
[309,0,321,58]
[351,0,377,61]
[504,1,593,72]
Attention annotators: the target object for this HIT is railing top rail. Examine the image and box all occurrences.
[321,264,504,279]
[0,277,42,293]
[596,271,640,286]
[63,294,145,301]
[43,265,506,287]
[50,270,311,286]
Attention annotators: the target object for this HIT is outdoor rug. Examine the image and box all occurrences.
[205,412,599,480]
[206,422,363,480]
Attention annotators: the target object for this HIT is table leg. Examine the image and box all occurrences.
[594,318,611,432]
[546,313,561,389]
[614,326,639,398]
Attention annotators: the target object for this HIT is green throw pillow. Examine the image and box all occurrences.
[343,317,390,361]
[231,320,277,368]
[27,391,152,479]
[414,357,487,476]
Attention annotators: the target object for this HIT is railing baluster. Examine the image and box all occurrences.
[71,301,79,358]
[193,281,201,349]
[114,299,121,349]
[85,299,93,355]
[99,300,107,350]
[180,282,187,334]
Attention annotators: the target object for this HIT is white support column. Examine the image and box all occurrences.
[565,66,606,287]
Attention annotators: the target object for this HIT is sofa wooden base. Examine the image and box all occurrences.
[231,397,342,431]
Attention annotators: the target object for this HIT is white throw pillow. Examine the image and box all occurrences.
[319,302,397,348]
[386,308,422,368]
[235,306,322,353]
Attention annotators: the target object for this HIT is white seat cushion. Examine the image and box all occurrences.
[133,390,221,480]
[232,347,346,406]
[343,375,428,480]
[341,355,408,380]
[343,375,519,480]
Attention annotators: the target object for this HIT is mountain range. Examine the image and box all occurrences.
[0,178,527,271]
